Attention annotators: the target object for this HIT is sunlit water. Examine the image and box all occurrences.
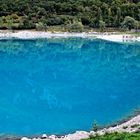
[0,38,140,135]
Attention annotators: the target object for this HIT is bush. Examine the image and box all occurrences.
[85,132,140,140]
[5,15,14,30]
[10,14,20,23]
[92,121,98,132]
[19,16,36,29]
[67,21,84,32]
[36,22,47,31]
[45,16,63,26]
[99,20,106,32]
[121,16,139,31]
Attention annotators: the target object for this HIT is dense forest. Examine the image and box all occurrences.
[0,0,140,31]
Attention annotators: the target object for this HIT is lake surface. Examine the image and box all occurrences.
[0,38,140,135]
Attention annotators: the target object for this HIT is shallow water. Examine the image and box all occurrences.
[0,38,140,135]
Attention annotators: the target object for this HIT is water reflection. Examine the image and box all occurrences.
[0,38,139,135]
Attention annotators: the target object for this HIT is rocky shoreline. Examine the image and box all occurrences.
[0,30,140,43]
[19,114,140,140]
[0,30,139,140]
[0,113,138,140]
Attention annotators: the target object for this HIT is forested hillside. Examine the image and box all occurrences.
[0,0,140,31]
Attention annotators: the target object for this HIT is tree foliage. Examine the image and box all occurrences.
[0,0,139,31]
[67,20,84,32]
[121,16,139,30]
[99,20,106,31]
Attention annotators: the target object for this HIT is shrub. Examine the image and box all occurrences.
[121,16,139,31]
[19,16,35,29]
[36,22,47,31]
[99,20,106,32]
[67,21,84,32]
[92,121,98,132]
[84,132,140,140]
[45,16,63,26]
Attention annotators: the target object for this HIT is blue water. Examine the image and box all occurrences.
[0,38,140,136]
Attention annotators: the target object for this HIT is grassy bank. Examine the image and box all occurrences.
[1,26,140,36]
[84,132,140,140]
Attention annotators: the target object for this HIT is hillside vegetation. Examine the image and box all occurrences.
[0,0,140,31]
[84,132,140,140]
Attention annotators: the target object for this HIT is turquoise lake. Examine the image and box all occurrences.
[0,38,140,135]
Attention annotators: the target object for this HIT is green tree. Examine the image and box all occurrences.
[134,20,139,31]
[0,17,4,28]
[67,21,84,32]
[19,16,35,29]
[6,15,14,30]
[0,0,139,30]
[92,121,98,132]
[107,8,112,26]
[97,7,102,21]
[115,7,121,26]
[11,14,20,23]
[36,22,47,31]
[99,20,106,31]
[121,16,139,30]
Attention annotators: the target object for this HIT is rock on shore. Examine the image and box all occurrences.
[20,114,140,140]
